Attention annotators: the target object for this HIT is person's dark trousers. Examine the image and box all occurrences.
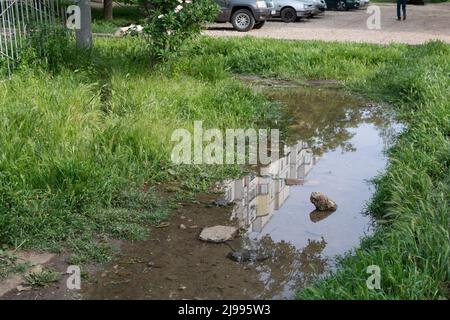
[397,0,407,19]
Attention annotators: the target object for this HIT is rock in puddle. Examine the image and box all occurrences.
[310,192,337,211]
[210,198,229,207]
[226,250,271,263]
[199,226,237,243]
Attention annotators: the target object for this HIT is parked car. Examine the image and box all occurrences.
[271,0,315,22]
[324,0,359,11]
[215,0,276,31]
[307,0,327,15]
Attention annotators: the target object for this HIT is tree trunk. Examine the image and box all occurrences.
[76,0,93,49]
[103,0,113,20]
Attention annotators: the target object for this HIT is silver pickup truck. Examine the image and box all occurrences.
[215,0,275,32]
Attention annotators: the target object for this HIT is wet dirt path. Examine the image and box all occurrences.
[81,83,398,300]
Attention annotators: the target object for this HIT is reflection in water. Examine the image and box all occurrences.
[236,236,328,299]
[267,86,394,155]
[224,140,319,233]
[309,210,335,223]
[220,140,327,299]
[217,86,398,299]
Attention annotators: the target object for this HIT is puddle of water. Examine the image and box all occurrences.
[83,85,399,300]
[222,86,398,299]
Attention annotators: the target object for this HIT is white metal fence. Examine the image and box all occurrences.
[0,0,66,76]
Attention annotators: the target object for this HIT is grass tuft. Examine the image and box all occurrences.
[24,269,60,287]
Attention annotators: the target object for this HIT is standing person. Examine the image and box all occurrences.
[397,0,407,20]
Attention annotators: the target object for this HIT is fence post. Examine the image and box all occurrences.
[75,0,91,49]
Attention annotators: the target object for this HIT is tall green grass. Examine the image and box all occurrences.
[0,37,276,260]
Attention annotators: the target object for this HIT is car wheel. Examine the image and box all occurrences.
[281,7,297,23]
[253,21,266,29]
[231,9,255,32]
[336,0,347,11]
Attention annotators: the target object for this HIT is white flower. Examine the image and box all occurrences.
[158,14,164,19]
[174,4,183,13]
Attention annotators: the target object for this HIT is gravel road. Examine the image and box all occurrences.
[204,3,450,45]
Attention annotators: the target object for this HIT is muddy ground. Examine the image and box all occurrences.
[83,193,268,300]
[2,192,325,300]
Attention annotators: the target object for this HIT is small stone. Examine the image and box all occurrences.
[310,192,337,211]
[210,198,229,207]
[199,226,237,243]
[17,285,31,292]
[179,224,186,230]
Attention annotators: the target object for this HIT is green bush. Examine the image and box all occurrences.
[141,0,218,60]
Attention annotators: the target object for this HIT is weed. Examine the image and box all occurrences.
[24,269,60,287]
[0,250,29,278]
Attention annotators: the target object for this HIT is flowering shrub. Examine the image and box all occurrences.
[142,0,218,60]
